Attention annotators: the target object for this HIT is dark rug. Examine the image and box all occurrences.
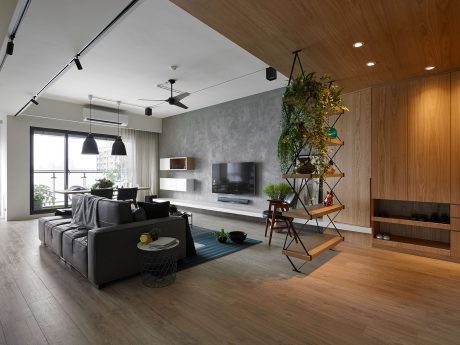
[177,226,262,271]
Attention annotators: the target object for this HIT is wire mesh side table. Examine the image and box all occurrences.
[137,238,179,288]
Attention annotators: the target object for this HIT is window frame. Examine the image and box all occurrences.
[30,126,117,215]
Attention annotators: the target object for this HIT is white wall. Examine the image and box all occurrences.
[5,98,162,220]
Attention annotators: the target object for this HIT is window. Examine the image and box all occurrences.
[30,127,120,214]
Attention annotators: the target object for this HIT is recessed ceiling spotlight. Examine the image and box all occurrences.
[353,42,364,48]
[425,66,435,71]
[366,61,376,67]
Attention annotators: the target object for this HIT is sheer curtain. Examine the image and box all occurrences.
[120,128,159,201]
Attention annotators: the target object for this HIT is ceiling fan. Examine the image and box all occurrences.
[139,79,190,109]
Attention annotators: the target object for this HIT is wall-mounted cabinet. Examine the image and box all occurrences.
[160,157,194,171]
[160,178,194,192]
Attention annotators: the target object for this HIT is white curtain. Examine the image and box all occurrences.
[120,128,159,201]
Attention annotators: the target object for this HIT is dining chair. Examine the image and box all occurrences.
[117,187,138,207]
[90,188,114,199]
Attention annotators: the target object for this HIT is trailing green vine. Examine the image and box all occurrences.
[278,72,348,176]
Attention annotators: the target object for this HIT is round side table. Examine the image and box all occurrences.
[137,237,179,288]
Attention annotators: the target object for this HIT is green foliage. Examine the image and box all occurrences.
[33,184,55,206]
[278,72,348,175]
[92,178,114,189]
[263,182,292,201]
[215,229,229,241]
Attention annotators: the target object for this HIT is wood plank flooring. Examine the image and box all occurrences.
[1,213,460,344]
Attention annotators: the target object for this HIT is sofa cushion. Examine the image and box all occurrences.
[138,201,170,219]
[98,199,133,227]
[51,223,81,257]
[132,207,147,222]
[39,216,66,243]
[44,218,72,247]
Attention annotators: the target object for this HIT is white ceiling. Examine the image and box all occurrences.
[0,0,286,119]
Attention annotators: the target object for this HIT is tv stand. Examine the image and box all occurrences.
[217,196,250,205]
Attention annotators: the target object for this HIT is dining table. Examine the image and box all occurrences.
[54,186,151,195]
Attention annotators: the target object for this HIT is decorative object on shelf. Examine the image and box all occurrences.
[33,184,55,210]
[278,50,346,271]
[326,127,337,138]
[277,57,348,175]
[111,101,127,156]
[82,95,99,155]
[295,156,316,174]
[327,160,336,174]
[323,191,334,206]
[150,228,161,241]
[92,178,114,189]
[263,182,292,201]
[140,232,152,245]
[215,229,229,243]
[228,231,247,244]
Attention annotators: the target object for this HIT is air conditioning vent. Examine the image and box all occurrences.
[83,106,128,127]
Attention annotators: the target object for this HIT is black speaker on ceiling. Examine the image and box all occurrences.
[266,67,277,81]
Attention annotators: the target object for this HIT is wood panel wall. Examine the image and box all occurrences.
[371,83,408,200]
[407,74,451,203]
[333,89,371,227]
[451,71,460,204]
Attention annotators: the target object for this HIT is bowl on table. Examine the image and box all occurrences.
[228,231,247,244]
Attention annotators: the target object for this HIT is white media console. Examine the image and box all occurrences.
[155,198,372,234]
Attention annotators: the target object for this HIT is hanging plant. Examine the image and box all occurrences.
[278,72,348,175]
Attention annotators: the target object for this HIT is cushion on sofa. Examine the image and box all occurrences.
[98,199,133,227]
[132,207,147,222]
[138,201,170,219]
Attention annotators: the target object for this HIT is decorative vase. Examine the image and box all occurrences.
[140,233,152,245]
[295,157,315,174]
[326,127,337,138]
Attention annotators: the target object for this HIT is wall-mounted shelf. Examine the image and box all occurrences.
[160,157,194,171]
[159,178,194,192]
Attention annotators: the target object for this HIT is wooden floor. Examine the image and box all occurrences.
[1,213,460,345]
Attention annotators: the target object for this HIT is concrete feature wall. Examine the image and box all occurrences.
[159,88,284,210]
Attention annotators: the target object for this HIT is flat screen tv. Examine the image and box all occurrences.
[212,162,256,195]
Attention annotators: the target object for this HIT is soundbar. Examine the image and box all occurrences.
[217,196,250,204]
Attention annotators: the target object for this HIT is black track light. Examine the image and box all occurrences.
[145,107,152,116]
[74,55,83,70]
[266,67,277,81]
[31,97,38,105]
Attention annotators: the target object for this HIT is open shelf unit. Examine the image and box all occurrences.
[371,198,454,260]
[160,157,194,171]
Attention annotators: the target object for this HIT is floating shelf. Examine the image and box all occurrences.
[372,216,451,230]
[283,204,345,220]
[160,157,194,171]
[326,138,344,146]
[282,172,345,179]
[372,235,450,256]
[282,237,344,261]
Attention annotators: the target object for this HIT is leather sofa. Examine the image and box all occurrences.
[38,195,186,288]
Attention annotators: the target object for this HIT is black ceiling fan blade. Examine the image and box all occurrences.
[138,98,167,102]
[175,92,190,101]
[174,100,188,109]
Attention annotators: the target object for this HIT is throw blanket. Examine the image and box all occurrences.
[71,195,104,228]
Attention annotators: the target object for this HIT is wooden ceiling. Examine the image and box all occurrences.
[170,0,460,92]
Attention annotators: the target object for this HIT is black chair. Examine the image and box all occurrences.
[144,195,158,203]
[91,188,114,199]
[117,187,138,207]
[262,192,298,246]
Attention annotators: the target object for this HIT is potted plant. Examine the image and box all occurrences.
[263,182,292,201]
[33,184,55,209]
[263,183,278,200]
[92,178,114,189]
[215,229,229,243]
[277,182,291,200]
[278,72,348,176]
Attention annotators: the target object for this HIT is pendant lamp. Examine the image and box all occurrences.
[82,95,99,155]
[111,101,127,156]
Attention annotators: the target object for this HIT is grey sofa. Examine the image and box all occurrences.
[38,195,186,288]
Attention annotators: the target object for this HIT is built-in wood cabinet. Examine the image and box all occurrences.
[407,74,451,203]
[160,157,194,171]
[371,83,408,200]
[451,72,460,204]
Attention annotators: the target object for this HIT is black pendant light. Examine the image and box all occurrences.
[111,101,127,156]
[82,95,99,155]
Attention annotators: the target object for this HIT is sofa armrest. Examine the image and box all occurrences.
[87,216,186,287]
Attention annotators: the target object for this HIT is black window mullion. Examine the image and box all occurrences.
[64,133,69,208]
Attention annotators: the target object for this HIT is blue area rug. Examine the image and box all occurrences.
[178,226,262,271]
